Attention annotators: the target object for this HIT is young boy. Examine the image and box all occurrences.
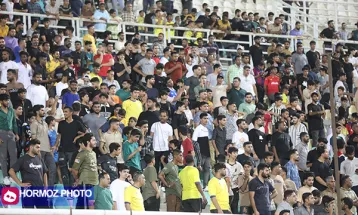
[142,153,160,211]
[122,129,142,174]
[137,10,145,33]
[154,63,167,90]
[179,126,194,164]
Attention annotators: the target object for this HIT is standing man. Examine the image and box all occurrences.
[72,133,99,209]
[284,149,301,189]
[110,165,132,211]
[9,139,48,208]
[208,162,231,214]
[133,49,156,83]
[165,51,187,84]
[91,172,114,210]
[311,146,332,191]
[249,163,278,215]
[288,113,308,148]
[272,121,292,166]
[193,112,211,189]
[159,149,183,212]
[179,154,208,212]
[227,77,247,110]
[31,105,56,187]
[26,72,49,107]
[295,132,310,177]
[307,92,325,147]
[150,110,173,173]
[54,106,86,187]
[212,115,227,156]
[232,119,249,155]
[0,93,18,185]
[82,102,106,147]
[124,171,146,211]
[294,193,315,215]
[62,80,80,108]
[0,50,18,84]
[122,86,143,125]
[97,142,121,183]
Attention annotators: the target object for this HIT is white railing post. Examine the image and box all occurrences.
[23,14,27,35]
[76,19,80,38]
[313,22,319,39]
[123,22,127,40]
[162,27,167,46]
[167,28,171,43]
[334,2,338,27]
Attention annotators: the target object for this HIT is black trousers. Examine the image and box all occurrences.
[154,151,168,173]
[230,188,240,214]
[211,209,232,214]
[182,198,202,212]
[144,196,160,211]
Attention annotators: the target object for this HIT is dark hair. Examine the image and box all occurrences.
[82,133,94,147]
[270,161,280,170]
[257,163,270,173]
[45,116,55,125]
[321,195,335,206]
[302,192,313,203]
[264,151,274,159]
[284,190,296,200]
[279,210,291,215]
[317,146,327,157]
[228,147,238,154]
[144,153,155,164]
[303,172,315,181]
[213,162,226,173]
[200,112,208,119]
[243,141,252,147]
[346,145,355,155]
[185,154,195,164]
[342,197,353,209]
[32,104,44,115]
[288,149,297,158]
[341,175,350,185]
[242,160,253,167]
[217,114,226,122]
[109,142,121,153]
[178,126,188,136]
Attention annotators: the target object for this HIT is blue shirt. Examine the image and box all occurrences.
[62,92,80,107]
[123,140,141,171]
[93,10,110,31]
[284,160,301,189]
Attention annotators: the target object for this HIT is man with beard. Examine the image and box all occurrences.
[72,133,98,209]
[81,41,94,72]
[249,36,263,68]
[296,172,317,203]
[40,18,56,43]
[83,102,106,146]
[307,92,325,147]
[295,132,310,179]
[0,49,18,84]
[9,139,49,208]
[53,106,86,187]
[58,38,72,57]
[284,149,301,189]
[16,88,32,122]
[208,162,231,214]
[248,116,267,162]
[0,36,15,62]
[311,146,332,191]
[5,26,18,51]
[30,105,56,187]
[137,98,159,132]
[340,176,358,215]
[0,93,19,185]
[295,193,315,215]
[289,114,308,148]
[6,69,24,102]
[26,72,49,107]
[249,163,277,215]
[17,51,32,89]
[62,80,80,108]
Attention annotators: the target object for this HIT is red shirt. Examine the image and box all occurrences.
[94,53,113,77]
[152,56,160,64]
[264,75,280,96]
[182,138,194,164]
[164,61,187,84]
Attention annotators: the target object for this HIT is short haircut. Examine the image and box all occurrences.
[185,154,195,164]
[264,151,274,159]
[243,141,252,147]
[109,142,121,153]
[303,172,315,181]
[346,145,355,155]
[302,192,312,203]
[217,114,226,122]
[316,146,327,157]
[228,147,238,154]
[283,190,296,200]
[144,153,155,164]
[342,197,354,209]
[257,163,270,173]
[213,162,226,173]
[300,132,308,140]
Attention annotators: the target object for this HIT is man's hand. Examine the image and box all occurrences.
[20,182,31,187]
[198,165,202,171]
[156,191,160,199]
[15,134,19,141]
[137,146,142,152]
[202,197,208,206]
[218,209,224,214]
[254,211,260,215]
[253,154,259,161]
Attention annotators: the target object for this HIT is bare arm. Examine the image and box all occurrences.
[250,191,259,214]
[133,64,146,77]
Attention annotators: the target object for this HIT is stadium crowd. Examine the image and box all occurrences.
[2,0,358,214]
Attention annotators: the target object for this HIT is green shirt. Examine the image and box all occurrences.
[227,87,246,109]
[123,140,141,171]
[227,64,243,83]
[72,149,98,185]
[161,162,182,198]
[238,102,256,116]
[142,165,158,200]
[94,185,113,210]
[115,89,130,102]
[0,107,17,134]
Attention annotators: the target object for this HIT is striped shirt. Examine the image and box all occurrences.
[288,123,308,148]
[268,104,285,124]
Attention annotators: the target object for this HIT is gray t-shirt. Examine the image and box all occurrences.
[292,53,308,75]
[185,75,200,100]
[82,113,106,146]
[276,201,294,215]
[137,58,156,82]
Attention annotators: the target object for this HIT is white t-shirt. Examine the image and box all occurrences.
[340,158,358,176]
[0,60,18,84]
[232,131,249,154]
[26,84,49,107]
[56,82,68,97]
[151,122,173,151]
[159,57,169,66]
[239,74,256,96]
[18,62,32,89]
[185,64,194,78]
[110,179,130,211]
[184,109,193,126]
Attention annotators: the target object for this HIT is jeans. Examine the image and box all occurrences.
[143,0,154,12]
[144,196,160,211]
[211,209,231,214]
[58,151,75,187]
[310,129,325,147]
[201,155,211,188]
[41,151,57,186]
[0,130,16,178]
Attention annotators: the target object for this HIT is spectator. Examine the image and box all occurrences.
[275,190,297,215]
[294,192,315,215]
[142,153,160,211]
[92,172,114,209]
[284,149,301,189]
[124,171,145,211]
[340,175,358,214]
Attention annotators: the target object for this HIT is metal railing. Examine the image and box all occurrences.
[2,11,358,67]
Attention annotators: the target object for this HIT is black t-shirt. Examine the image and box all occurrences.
[12,154,48,187]
[248,128,267,159]
[271,131,292,160]
[97,154,118,183]
[306,50,319,70]
[27,46,40,58]
[348,133,358,158]
[147,87,159,99]
[332,60,342,79]
[320,28,335,45]
[79,104,90,117]
[58,119,86,152]
[40,27,56,43]
[172,112,188,130]
[281,74,297,96]
[113,62,130,84]
[249,45,263,67]
[311,160,332,191]
[237,153,255,167]
[137,111,160,132]
[307,103,324,131]
[297,76,308,96]
[307,148,318,166]
[344,62,354,83]
[248,177,274,213]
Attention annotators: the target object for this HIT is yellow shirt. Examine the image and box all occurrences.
[282,93,289,106]
[137,16,145,31]
[122,99,143,125]
[208,177,230,210]
[47,58,60,73]
[154,18,164,36]
[179,166,201,200]
[89,73,102,84]
[0,25,9,37]
[166,21,175,38]
[83,34,97,53]
[124,185,145,211]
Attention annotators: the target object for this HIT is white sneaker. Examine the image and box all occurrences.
[203,187,209,192]
[3,176,11,185]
